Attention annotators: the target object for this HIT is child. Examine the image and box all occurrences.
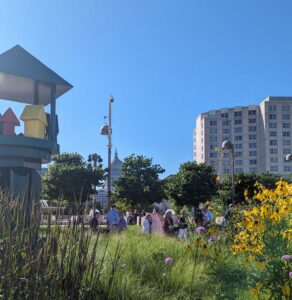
[142,213,152,234]
[178,213,188,240]
[118,213,127,232]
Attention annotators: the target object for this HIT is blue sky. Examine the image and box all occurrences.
[1,0,292,176]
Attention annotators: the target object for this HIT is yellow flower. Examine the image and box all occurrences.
[186,245,192,253]
[256,261,266,270]
[201,244,208,254]
[282,283,291,297]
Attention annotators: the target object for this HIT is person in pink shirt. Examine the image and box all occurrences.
[151,207,163,234]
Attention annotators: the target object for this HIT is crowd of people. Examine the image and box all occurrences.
[87,203,227,240]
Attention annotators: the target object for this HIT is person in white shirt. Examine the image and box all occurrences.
[142,213,152,234]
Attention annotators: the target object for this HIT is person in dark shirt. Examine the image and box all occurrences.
[163,211,174,235]
[90,212,100,231]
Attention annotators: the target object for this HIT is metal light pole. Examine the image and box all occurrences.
[107,94,114,208]
[222,140,235,204]
[100,95,114,208]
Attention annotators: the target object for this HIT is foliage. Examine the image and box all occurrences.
[42,152,103,204]
[0,192,121,299]
[220,172,281,204]
[112,154,165,211]
[232,180,292,298]
[164,162,217,208]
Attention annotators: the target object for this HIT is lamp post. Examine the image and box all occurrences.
[222,140,235,204]
[100,94,114,208]
[285,153,292,162]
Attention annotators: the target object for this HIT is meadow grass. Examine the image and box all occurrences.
[0,194,256,299]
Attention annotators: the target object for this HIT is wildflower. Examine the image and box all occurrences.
[164,257,173,264]
[121,264,127,269]
[215,216,224,225]
[196,226,206,234]
[282,255,292,261]
[208,236,216,243]
[162,272,167,278]
[289,271,292,278]
[186,245,192,253]
[282,283,291,297]
[201,244,208,254]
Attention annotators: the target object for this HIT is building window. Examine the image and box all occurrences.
[270,157,278,163]
[249,142,257,148]
[270,131,277,137]
[235,144,242,149]
[249,134,256,140]
[270,148,278,154]
[283,114,290,120]
[235,160,243,165]
[210,152,218,158]
[222,120,230,126]
[269,114,277,120]
[222,136,230,142]
[234,151,242,157]
[249,167,257,173]
[249,160,257,165]
[249,118,256,124]
[234,111,242,117]
[270,166,278,172]
[268,105,277,112]
[210,128,217,134]
[249,126,256,132]
[210,144,217,150]
[249,151,257,156]
[248,110,256,115]
[234,119,242,125]
[223,168,230,174]
[283,149,291,154]
[234,127,242,133]
[284,166,292,172]
[283,123,290,128]
[270,140,278,146]
[210,120,217,126]
[222,128,230,134]
[283,140,291,146]
[235,135,242,141]
[221,113,228,118]
[282,105,290,112]
[283,131,290,137]
[210,136,218,142]
[269,123,277,128]
[235,168,243,173]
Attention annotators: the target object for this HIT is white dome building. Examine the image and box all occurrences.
[97,149,123,206]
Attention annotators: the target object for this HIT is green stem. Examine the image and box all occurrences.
[190,244,199,300]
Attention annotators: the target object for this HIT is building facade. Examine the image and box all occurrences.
[194,96,292,176]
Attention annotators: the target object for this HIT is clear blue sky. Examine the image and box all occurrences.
[1,0,292,176]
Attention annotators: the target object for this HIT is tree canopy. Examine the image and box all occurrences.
[219,172,281,204]
[164,162,217,208]
[42,152,103,204]
[112,154,165,210]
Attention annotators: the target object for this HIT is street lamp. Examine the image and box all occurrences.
[100,94,114,208]
[285,153,292,161]
[222,140,235,204]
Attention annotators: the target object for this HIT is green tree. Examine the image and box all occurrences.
[164,162,217,208]
[112,154,165,213]
[220,172,281,204]
[42,152,103,205]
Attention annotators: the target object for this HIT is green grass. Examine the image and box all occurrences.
[94,227,251,300]
[0,194,257,299]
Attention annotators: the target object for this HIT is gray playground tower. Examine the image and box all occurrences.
[0,45,72,203]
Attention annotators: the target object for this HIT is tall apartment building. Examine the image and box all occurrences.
[194,97,292,176]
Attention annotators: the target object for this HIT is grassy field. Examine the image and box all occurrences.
[94,226,251,300]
